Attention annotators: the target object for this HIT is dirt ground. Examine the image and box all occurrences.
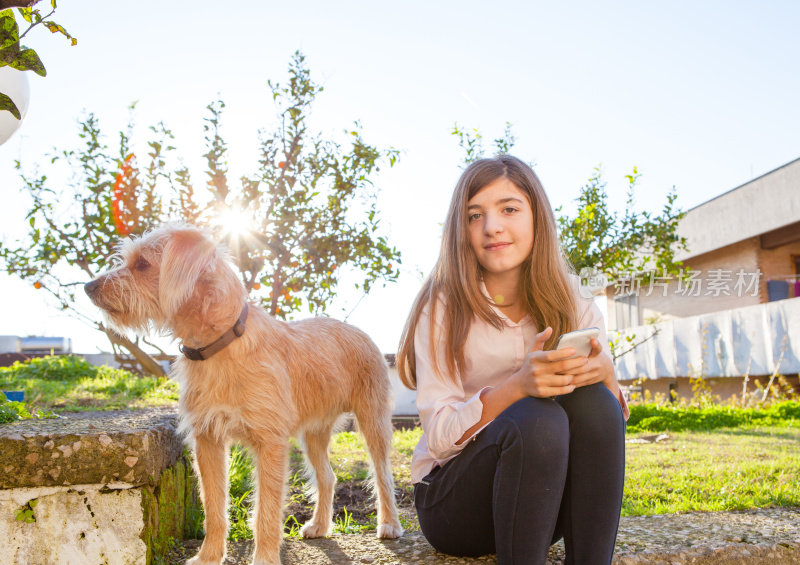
[165,477,424,565]
[284,477,417,532]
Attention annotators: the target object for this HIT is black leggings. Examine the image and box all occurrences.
[413,382,626,565]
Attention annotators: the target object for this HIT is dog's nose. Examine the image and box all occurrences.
[84,279,100,299]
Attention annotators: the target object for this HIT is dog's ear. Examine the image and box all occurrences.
[159,228,219,318]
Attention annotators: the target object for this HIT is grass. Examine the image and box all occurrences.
[222,427,421,541]
[0,355,178,413]
[624,426,800,515]
[329,428,419,485]
[0,395,50,423]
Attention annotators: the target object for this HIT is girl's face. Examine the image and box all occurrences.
[467,177,534,281]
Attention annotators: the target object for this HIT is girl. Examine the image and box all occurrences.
[397,155,629,565]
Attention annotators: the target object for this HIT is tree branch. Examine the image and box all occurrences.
[34,193,97,278]
[612,327,660,361]
[18,7,54,40]
[0,0,39,9]
[100,323,167,378]
[265,140,299,222]
[141,335,168,357]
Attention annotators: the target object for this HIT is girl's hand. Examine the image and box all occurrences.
[570,337,615,389]
[511,327,589,398]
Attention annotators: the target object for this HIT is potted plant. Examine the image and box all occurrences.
[0,0,76,145]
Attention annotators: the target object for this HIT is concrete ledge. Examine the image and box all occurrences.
[0,407,183,488]
[0,408,197,565]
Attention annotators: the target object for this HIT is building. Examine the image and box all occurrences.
[605,157,800,401]
[0,335,73,367]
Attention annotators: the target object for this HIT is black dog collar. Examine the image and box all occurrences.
[180,303,249,361]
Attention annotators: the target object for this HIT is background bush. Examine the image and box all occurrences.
[1,355,127,381]
[627,400,800,433]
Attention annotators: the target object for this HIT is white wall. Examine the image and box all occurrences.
[0,335,21,354]
[387,365,417,416]
[612,297,800,380]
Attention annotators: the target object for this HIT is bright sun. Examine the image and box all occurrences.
[217,208,253,237]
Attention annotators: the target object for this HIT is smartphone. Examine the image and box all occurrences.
[554,327,600,358]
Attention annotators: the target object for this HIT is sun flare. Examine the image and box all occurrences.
[216,207,253,237]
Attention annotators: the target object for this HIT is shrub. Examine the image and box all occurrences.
[627,400,800,433]
[0,396,23,424]
[0,355,128,381]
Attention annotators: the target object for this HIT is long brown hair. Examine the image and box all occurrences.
[396,155,578,389]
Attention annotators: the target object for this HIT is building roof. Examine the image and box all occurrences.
[676,157,800,260]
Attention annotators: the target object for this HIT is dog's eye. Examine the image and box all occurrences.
[133,257,150,271]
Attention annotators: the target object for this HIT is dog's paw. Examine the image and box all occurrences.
[251,559,280,565]
[376,522,404,539]
[299,520,332,538]
[186,556,222,565]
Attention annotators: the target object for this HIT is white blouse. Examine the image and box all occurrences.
[410,277,629,484]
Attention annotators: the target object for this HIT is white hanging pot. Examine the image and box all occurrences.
[0,65,31,146]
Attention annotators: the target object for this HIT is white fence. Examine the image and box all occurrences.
[611,298,800,380]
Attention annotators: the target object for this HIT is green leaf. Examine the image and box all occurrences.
[7,46,46,76]
[0,91,21,119]
[0,10,19,49]
[17,8,33,24]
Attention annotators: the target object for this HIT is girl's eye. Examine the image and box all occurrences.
[504,207,519,214]
[468,213,482,222]
[134,256,150,271]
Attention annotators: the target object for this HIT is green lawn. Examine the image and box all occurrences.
[623,426,800,515]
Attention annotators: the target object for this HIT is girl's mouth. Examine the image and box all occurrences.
[484,242,511,251]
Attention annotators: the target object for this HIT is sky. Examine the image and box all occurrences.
[0,0,799,356]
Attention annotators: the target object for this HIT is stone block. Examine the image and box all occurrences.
[0,407,199,565]
[0,407,184,489]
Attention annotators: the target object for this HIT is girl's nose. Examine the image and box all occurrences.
[484,213,504,234]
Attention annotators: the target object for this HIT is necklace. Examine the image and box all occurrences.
[493,294,516,307]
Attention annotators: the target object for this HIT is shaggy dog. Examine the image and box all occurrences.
[84,225,403,565]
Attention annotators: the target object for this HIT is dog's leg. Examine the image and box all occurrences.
[299,425,336,538]
[355,411,404,539]
[188,435,229,565]
[251,439,289,565]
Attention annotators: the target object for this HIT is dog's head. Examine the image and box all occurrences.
[85,225,246,338]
